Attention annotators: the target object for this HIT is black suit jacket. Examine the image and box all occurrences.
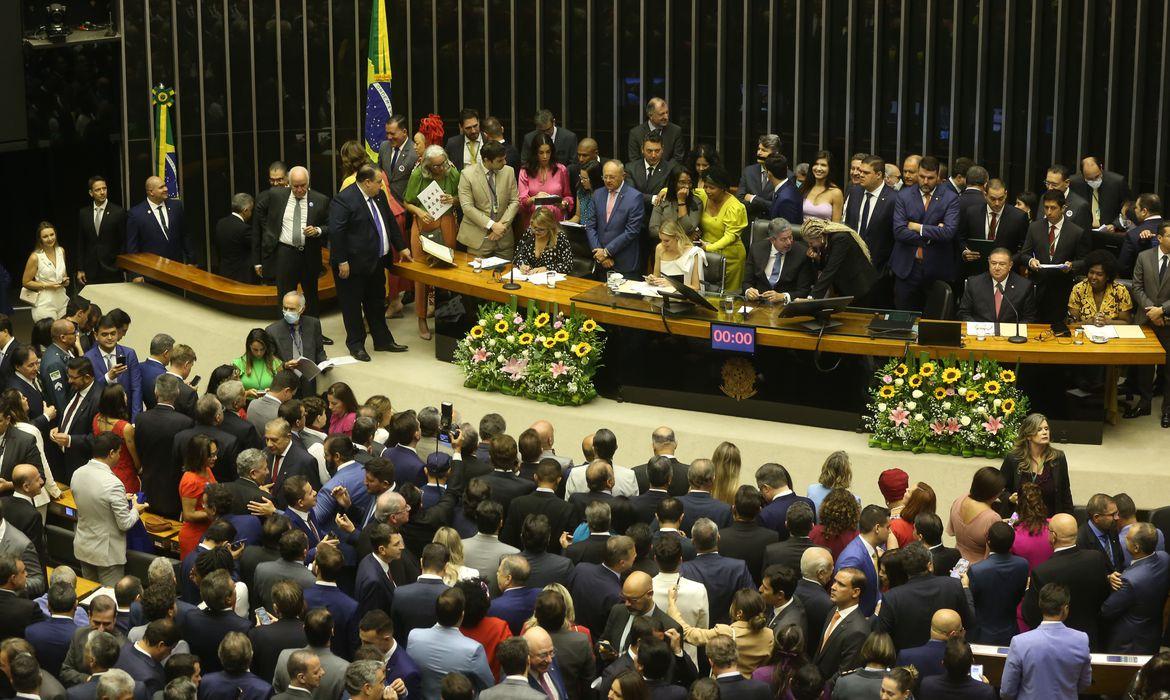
[873,573,973,650]
[741,239,816,298]
[0,428,43,481]
[444,135,485,171]
[601,603,682,652]
[929,544,962,577]
[501,490,575,552]
[226,478,270,516]
[761,536,814,575]
[1033,190,1093,233]
[1070,170,1131,226]
[213,214,254,283]
[715,675,772,700]
[520,127,578,166]
[0,589,44,644]
[1,495,45,562]
[135,405,196,519]
[957,272,1036,323]
[271,442,321,508]
[565,533,610,565]
[960,202,1029,255]
[1016,218,1092,271]
[56,385,101,478]
[630,489,670,525]
[843,184,897,270]
[809,230,879,301]
[632,458,689,497]
[327,185,406,277]
[1076,522,1125,573]
[219,411,263,452]
[567,492,636,534]
[737,164,778,219]
[523,550,576,589]
[1021,545,1112,649]
[794,578,833,645]
[717,521,779,585]
[253,188,331,271]
[812,608,868,680]
[624,159,677,214]
[184,609,253,673]
[627,122,686,163]
[247,618,307,683]
[481,470,537,516]
[77,201,127,283]
[173,424,239,484]
[265,318,327,398]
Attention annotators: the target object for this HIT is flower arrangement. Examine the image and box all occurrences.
[454,299,606,406]
[864,354,1030,457]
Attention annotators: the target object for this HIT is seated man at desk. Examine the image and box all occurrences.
[742,218,815,304]
[958,247,1036,323]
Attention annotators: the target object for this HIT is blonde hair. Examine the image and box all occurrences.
[711,441,742,505]
[529,207,560,247]
[801,217,872,262]
[363,395,393,427]
[544,583,577,625]
[432,527,466,585]
[657,220,692,250]
[818,450,853,489]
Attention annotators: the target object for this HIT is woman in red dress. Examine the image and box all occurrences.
[178,434,218,558]
[809,488,862,560]
[92,384,141,494]
[457,577,511,680]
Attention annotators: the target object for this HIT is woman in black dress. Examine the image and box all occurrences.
[999,412,1074,516]
[513,207,574,275]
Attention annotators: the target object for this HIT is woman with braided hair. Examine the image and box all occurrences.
[800,217,878,303]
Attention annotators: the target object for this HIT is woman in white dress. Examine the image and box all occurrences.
[648,220,706,292]
[22,222,69,322]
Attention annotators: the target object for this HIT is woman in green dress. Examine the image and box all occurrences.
[231,328,282,397]
[693,164,747,292]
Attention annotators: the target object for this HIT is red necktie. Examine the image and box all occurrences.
[61,392,82,432]
[271,454,283,481]
[916,192,931,261]
[994,282,1004,318]
[988,211,999,240]
[1048,224,1057,257]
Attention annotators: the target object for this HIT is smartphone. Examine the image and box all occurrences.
[255,607,275,625]
[190,375,201,387]
[969,664,983,680]
[950,558,971,578]
[231,539,247,549]
[116,354,126,366]
[440,402,453,435]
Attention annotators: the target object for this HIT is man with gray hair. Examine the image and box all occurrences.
[67,631,147,700]
[213,193,255,283]
[677,460,732,533]
[224,447,272,517]
[627,97,685,163]
[266,291,330,397]
[214,379,262,451]
[795,546,835,644]
[416,407,453,461]
[488,554,539,635]
[173,394,238,482]
[742,216,815,304]
[95,668,137,700]
[35,565,89,625]
[680,518,752,625]
[738,134,785,218]
[520,108,578,165]
[253,165,331,318]
[343,659,388,700]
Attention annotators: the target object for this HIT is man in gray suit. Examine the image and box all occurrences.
[272,650,323,700]
[246,370,298,437]
[272,609,349,700]
[254,529,318,610]
[1132,221,1170,427]
[481,637,546,700]
[462,501,520,574]
[265,292,328,398]
[0,502,44,598]
[379,115,417,203]
[71,433,147,586]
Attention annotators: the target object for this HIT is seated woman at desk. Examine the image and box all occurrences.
[1067,249,1132,325]
[513,208,574,275]
[647,220,705,291]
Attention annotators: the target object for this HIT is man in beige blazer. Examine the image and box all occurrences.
[457,141,519,258]
[72,432,148,585]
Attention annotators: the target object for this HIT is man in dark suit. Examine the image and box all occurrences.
[481,116,521,172]
[843,154,897,274]
[379,114,417,202]
[248,580,308,682]
[957,247,1036,324]
[812,567,869,681]
[627,98,685,163]
[328,164,410,361]
[0,553,43,641]
[625,134,676,216]
[966,522,1029,645]
[488,555,542,635]
[501,461,574,551]
[520,109,578,166]
[172,395,239,484]
[138,334,171,412]
[213,194,255,283]
[761,501,815,573]
[1118,193,1162,278]
[742,219,815,304]
[445,108,486,171]
[762,155,803,228]
[759,564,806,635]
[890,155,962,311]
[794,547,834,648]
[632,427,689,497]
[266,418,320,509]
[755,463,815,541]
[651,499,697,562]
[0,320,19,384]
[185,571,253,672]
[1016,189,1091,323]
[895,608,964,679]
[1101,522,1170,654]
[736,135,784,220]
[390,543,450,643]
[163,345,199,418]
[717,487,778,585]
[585,160,645,278]
[254,166,332,318]
[1039,163,1093,232]
[1071,155,1133,231]
[23,580,79,675]
[0,416,43,485]
[266,293,329,397]
[302,545,360,657]
[874,542,972,650]
[959,179,1030,258]
[1022,513,1112,649]
[125,176,191,263]
[1076,493,1125,573]
[354,523,402,620]
[677,460,732,534]
[134,374,194,518]
[482,435,537,516]
[215,381,263,452]
[76,176,126,286]
[112,620,178,695]
[708,635,771,700]
[569,536,635,638]
[914,513,962,577]
[600,571,681,653]
[564,500,613,565]
[48,357,101,481]
[679,519,753,625]
[2,466,46,562]
[224,448,270,516]
[203,633,280,700]
[1131,224,1170,425]
[630,456,673,525]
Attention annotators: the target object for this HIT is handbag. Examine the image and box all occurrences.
[18,287,38,306]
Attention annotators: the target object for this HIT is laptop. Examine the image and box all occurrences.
[917,319,962,347]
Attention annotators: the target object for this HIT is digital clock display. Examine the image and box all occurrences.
[711,323,756,354]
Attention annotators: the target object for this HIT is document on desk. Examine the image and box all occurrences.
[1082,324,1119,339]
[513,271,566,286]
[617,280,661,297]
[417,180,453,219]
[1111,325,1147,339]
[966,322,1028,336]
[468,256,511,270]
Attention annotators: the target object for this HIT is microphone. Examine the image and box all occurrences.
[502,248,521,291]
[996,279,1028,344]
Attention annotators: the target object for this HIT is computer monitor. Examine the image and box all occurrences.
[662,275,719,312]
[778,296,854,332]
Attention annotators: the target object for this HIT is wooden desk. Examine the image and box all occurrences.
[393,252,1166,366]
[117,252,336,307]
[46,566,101,601]
[972,644,1144,695]
[49,488,183,557]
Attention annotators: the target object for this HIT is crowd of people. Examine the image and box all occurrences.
[0,286,1167,700]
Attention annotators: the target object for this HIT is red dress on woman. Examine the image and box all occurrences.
[178,470,217,558]
[94,416,139,494]
[461,615,512,681]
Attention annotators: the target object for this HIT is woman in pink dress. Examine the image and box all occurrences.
[1010,482,1053,570]
[326,382,358,435]
[517,133,573,232]
[947,467,1005,564]
[93,384,141,494]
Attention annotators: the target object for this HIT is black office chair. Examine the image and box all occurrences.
[126,549,162,583]
[563,226,596,278]
[922,280,955,320]
[749,219,771,248]
[46,525,80,568]
[703,251,727,295]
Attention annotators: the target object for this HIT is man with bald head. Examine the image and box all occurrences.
[895,608,964,679]
[902,155,922,189]
[530,420,571,469]
[585,160,645,277]
[254,165,332,319]
[524,626,569,699]
[126,175,190,262]
[600,570,681,653]
[568,137,601,189]
[40,319,80,414]
[1,465,46,561]
[632,426,687,497]
[1022,512,1112,649]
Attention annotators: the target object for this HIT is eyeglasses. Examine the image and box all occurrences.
[532,649,556,660]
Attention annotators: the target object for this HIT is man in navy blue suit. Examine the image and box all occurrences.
[390,542,450,644]
[384,412,426,487]
[138,334,171,411]
[843,155,897,276]
[84,314,143,419]
[327,164,410,361]
[183,570,252,673]
[677,460,732,535]
[111,619,178,695]
[125,176,191,264]
[24,581,81,676]
[199,631,274,700]
[525,626,570,700]
[890,155,961,311]
[755,463,816,540]
[570,535,635,638]
[282,475,327,560]
[680,519,753,625]
[585,160,645,277]
[833,505,889,617]
[1118,193,1163,278]
[1101,522,1170,654]
[489,554,541,635]
[709,635,771,700]
[967,521,1029,645]
[357,610,422,699]
[895,608,965,679]
[355,523,402,619]
[766,156,803,226]
[304,543,361,658]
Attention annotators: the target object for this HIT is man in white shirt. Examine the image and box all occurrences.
[564,429,637,498]
[651,536,707,665]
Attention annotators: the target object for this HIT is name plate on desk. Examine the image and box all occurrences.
[711,323,755,354]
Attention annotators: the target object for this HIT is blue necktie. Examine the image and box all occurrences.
[368,198,386,257]
[768,253,784,286]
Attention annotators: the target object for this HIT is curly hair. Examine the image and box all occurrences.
[417,114,445,146]
[339,140,369,178]
[819,488,861,540]
[1083,248,1120,283]
[1017,482,1049,536]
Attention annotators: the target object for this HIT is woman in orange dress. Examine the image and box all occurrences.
[93,384,141,494]
[178,434,218,558]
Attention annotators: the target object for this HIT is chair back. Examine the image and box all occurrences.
[703,251,727,295]
[563,226,596,278]
[750,219,771,248]
[922,280,955,320]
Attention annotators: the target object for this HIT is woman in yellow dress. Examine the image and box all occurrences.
[693,164,747,292]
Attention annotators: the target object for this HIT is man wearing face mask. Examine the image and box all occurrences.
[1070,155,1133,233]
[265,292,328,398]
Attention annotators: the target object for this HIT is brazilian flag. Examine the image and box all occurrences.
[363,0,394,161]
[152,84,179,197]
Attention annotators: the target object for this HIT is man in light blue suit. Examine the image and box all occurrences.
[407,587,494,696]
[1101,522,1170,654]
[833,505,889,617]
[1000,583,1091,700]
[84,314,143,419]
[585,160,645,277]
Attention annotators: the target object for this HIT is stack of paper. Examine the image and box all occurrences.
[468,256,511,270]
[417,180,453,219]
[512,271,567,286]
[617,280,661,297]
[965,322,1028,336]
